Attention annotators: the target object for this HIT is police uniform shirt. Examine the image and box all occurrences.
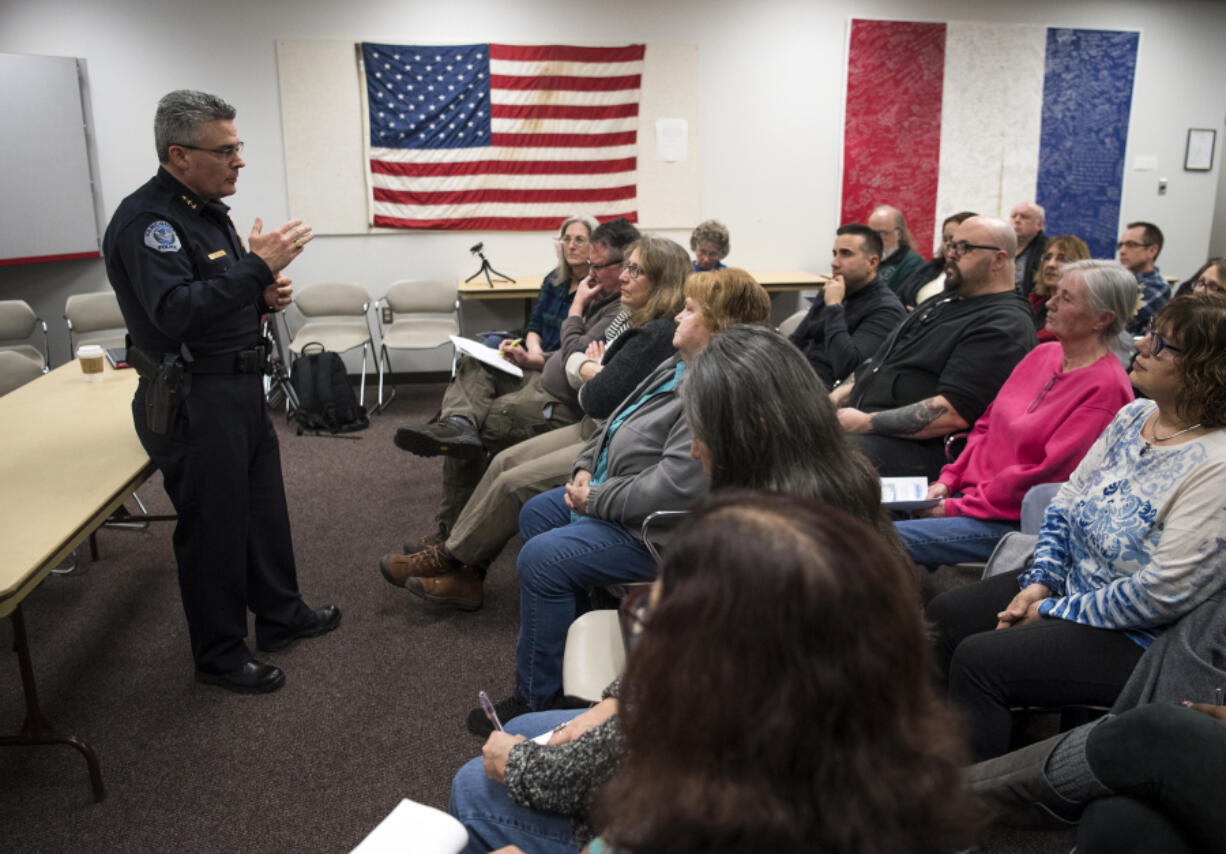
[104,167,272,357]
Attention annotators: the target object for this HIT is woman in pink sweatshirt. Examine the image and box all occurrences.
[895,259,1137,570]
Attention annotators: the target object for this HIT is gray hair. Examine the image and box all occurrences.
[552,214,599,283]
[681,325,896,546]
[155,90,236,163]
[690,219,730,256]
[1061,259,1138,341]
[1017,201,1045,225]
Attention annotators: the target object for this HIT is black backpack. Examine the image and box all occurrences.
[290,343,369,435]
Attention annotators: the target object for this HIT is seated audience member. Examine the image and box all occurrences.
[516,214,598,356]
[379,268,771,610]
[391,219,637,540]
[1174,256,1226,298]
[1027,234,1091,340]
[1117,220,1170,335]
[449,330,910,851]
[868,204,926,292]
[896,210,977,309]
[972,700,1226,854]
[1010,201,1046,295]
[787,223,905,387]
[689,219,729,271]
[896,260,1137,570]
[587,494,976,853]
[927,293,1226,761]
[831,216,1037,481]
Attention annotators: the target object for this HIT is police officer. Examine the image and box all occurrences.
[104,90,339,694]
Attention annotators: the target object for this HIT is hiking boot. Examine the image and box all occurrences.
[405,564,484,612]
[380,544,460,586]
[393,416,483,459]
[403,531,445,554]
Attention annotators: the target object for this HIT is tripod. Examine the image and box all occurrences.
[263,312,299,415]
[465,241,515,288]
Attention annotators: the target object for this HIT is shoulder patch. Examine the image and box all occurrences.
[144,221,181,253]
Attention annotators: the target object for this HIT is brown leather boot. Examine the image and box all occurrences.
[379,543,460,587]
[406,564,484,611]
[403,531,445,555]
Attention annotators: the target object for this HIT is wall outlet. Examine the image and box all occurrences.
[381,306,393,324]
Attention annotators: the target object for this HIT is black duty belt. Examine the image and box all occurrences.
[185,344,268,375]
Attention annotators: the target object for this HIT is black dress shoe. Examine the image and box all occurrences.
[258,605,342,652]
[196,660,285,694]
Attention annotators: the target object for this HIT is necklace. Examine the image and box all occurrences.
[1150,417,1203,442]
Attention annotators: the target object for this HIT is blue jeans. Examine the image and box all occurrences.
[894,515,1019,571]
[515,488,657,709]
[449,710,583,854]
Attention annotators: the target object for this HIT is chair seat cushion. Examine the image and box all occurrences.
[382,318,460,350]
[290,321,371,355]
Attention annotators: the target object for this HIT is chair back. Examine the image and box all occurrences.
[294,282,370,318]
[0,349,45,396]
[385,279,459,315]
[0,300,39,339]
[65,292,126,334]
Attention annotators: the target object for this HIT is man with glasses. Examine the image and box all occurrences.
[831,216,1036,480]
[1117,221,1170,335]
[103,90,339,694]
[394,218,637,542]
[867,204,926,293]
[1010,201,1046,295]
[788,223,905,387]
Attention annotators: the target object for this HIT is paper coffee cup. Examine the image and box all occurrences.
[78,344,105,382]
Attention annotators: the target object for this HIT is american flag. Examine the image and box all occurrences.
[361,42,645,231]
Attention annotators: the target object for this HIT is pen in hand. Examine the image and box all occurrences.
[479,690,504,732]
[498,337,523,356]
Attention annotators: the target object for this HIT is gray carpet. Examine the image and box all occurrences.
[0,381,1073,853]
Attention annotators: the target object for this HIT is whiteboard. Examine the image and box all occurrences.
[275,40,701,234]
[0,53,100,262]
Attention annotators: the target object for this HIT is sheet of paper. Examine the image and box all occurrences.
[655,118,688,162]
[880,477,928,503]
[350,799,469,854]
[449,335,524,378]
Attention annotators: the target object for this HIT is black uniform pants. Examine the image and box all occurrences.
[133,373,309,673]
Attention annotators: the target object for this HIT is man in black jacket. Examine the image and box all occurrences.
[104,90,339,694]
[789,223,905,388]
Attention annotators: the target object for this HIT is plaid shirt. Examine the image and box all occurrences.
[526,269,577,352]
[1128,267,1171,336]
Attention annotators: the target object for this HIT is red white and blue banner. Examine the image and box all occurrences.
[361,42,645,231]
[841,21,1139,260]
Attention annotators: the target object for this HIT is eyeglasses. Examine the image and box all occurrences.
[590,257,621,271]
[557,235,589,247]
[947,241,1002,257]
[174,141,245,159]
[1027,372,1058,413]
[1194,277,1225,295]
[1144,320,1183,357]
[1116,240,1152,250]
[621,262,645,278]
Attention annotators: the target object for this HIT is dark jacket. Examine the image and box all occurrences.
[539,293,622,411]
[789,278,905,388]
[578,316,679,419]
[1016,229,1045,296]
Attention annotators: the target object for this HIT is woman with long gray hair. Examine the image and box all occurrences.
[896,259,1138,571]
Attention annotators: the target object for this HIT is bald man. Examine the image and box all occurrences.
[867,205,926,293]
[1010,201,1046,295]
[831,216,1037,480]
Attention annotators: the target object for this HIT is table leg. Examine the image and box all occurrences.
[1,604,106,802]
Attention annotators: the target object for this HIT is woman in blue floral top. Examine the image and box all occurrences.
[928,293,1226,761]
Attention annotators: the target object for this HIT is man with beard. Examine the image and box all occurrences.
[830,216,1036,480]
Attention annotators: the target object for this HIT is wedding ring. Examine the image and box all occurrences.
[293,238,302,250]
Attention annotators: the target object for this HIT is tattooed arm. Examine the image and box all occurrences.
[836,394,969,440]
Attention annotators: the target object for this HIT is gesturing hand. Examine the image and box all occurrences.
[249,217,313,274]
[263,273,293,312]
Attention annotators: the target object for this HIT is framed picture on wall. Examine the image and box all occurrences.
[1185,128,1216,172]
